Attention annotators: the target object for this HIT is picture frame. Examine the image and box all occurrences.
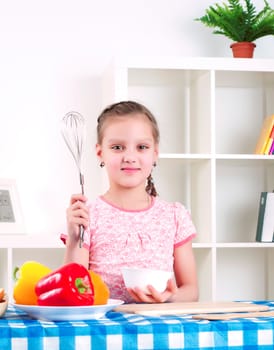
[0,178,25,234]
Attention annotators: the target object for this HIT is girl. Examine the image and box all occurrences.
[63,101,199,303]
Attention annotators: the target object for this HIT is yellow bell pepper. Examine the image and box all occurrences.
[13,261,51,305]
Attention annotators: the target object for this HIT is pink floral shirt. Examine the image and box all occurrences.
[62,196,196,303]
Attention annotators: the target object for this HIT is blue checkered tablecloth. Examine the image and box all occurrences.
[1,301,274,350]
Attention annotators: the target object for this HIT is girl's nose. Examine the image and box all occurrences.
[123,156,136,163]
[123,150,136,163]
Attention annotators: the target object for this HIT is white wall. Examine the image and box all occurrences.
[0,0,273,236]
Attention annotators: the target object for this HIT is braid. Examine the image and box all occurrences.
[146,174,158,197]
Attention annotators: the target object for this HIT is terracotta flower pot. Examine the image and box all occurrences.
[230,42,256,58]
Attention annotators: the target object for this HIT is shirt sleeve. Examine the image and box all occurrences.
[173,202,197,247]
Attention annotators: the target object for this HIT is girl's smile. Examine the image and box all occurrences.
[121,166,141,175]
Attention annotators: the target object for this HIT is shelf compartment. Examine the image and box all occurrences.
[194,248,214,301]
[12,248,64,271]
[216,159,274,243]
[216,247,273,300]
[215,70,274,155]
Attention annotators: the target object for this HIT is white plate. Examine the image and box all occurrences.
[13,299,124,321]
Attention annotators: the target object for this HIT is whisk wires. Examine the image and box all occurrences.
[61,111,86,247]
[61,111,85,174]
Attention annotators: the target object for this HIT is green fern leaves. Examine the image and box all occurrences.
[195,0,274,42]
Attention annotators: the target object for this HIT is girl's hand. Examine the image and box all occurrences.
[127,278,177,303]
[66,194,89,240]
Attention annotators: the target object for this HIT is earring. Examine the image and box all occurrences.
[153,161,157,167]
[100,162,105,168]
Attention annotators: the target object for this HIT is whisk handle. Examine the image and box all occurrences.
[80,173,84,195]
[79,225,85,248]
[79,172,85,247]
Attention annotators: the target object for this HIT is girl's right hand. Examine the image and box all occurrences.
[66,194,89,240]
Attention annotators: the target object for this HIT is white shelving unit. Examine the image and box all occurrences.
[102,57,274,301]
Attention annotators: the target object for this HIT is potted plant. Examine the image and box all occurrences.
[195,0,274,58]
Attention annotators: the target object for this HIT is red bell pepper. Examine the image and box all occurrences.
[35,262,94,306]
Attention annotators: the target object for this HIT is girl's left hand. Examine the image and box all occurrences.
[127,278,177,303]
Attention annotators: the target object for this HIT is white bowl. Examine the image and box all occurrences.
[121,267,173,294]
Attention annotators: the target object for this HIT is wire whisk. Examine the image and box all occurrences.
[61,111,86,248]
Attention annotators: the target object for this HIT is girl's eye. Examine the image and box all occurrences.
[111,145,124,150]
[138,144,149,150]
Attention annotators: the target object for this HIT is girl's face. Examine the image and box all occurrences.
[96,113,159,191]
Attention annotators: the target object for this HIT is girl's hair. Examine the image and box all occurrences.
[97,100,159,196]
